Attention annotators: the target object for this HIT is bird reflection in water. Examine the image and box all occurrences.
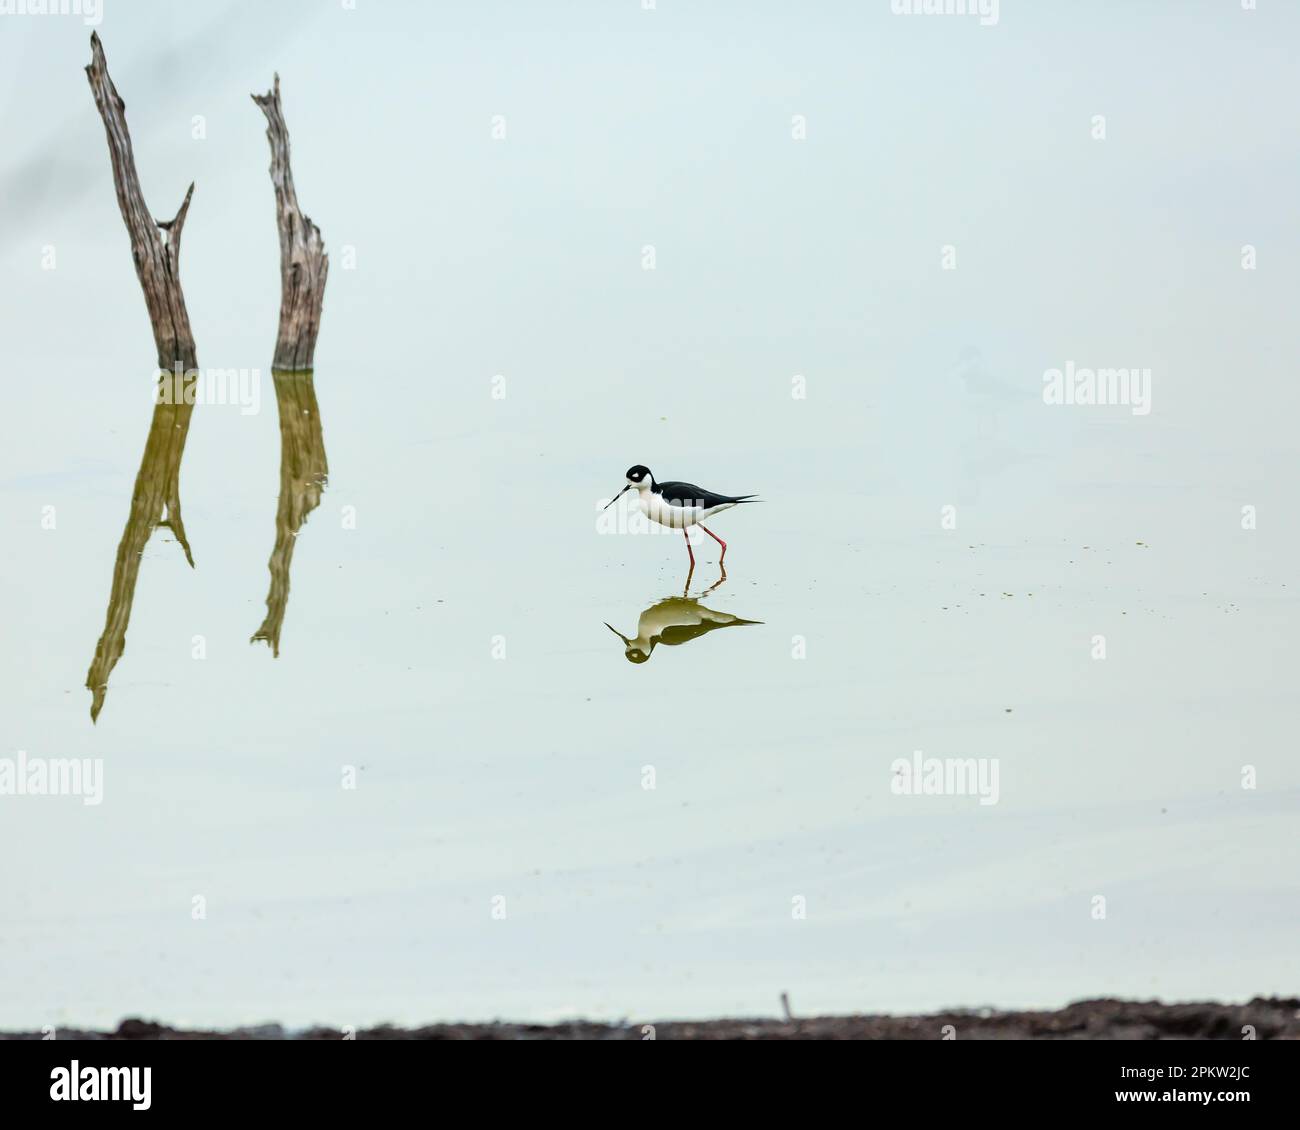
[604,564,761,664]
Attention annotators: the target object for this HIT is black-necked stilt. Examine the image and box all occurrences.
[603,464,758,566]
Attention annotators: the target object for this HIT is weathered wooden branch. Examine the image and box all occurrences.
[85,32,197,373]
[250,75,330,655]
[252,75,328,370]
[84,33,200,721]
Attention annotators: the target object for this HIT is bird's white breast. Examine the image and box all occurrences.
[639,492,707,528]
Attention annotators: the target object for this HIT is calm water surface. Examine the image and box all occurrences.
[2,1,1297,1028]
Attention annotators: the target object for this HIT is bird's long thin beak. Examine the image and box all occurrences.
[602,485,630,510]
[604,623,631,645]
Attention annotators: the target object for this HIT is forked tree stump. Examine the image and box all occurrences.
[84,33,200,721]
[85,32,198,375]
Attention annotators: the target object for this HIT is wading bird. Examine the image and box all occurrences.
[602,464,757,566]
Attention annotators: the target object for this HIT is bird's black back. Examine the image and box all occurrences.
[654,481,756,509]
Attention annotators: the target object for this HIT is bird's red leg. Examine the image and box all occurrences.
[700,524,727,563]
[683,526,696,567]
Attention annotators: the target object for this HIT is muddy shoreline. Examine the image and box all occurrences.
[6,998,1297,1040]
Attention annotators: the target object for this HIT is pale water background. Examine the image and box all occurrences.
[1,1,1297,1029]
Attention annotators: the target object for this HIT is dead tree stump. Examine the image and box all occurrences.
[250,75,330,655]
[85,32,197,375]
[84,33,200,721]
[252,75,328,371]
